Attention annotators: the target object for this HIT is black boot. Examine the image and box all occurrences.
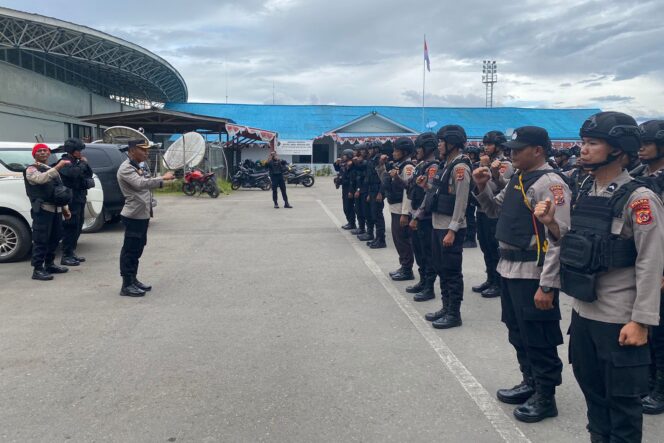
[643,369,664,415]
[32,266,53,281]
[589,431,610,443]
[432,301,462,329]
[341,223,356,230]
[513,392,558,423]
[406,273,425,293]
[72,253,86,262]
[120,275,146,297]
[133,277,152,292]
[389,267,404,277]
[369,238,386,249]
[497,377,535,404]
[274,203,279,208]
[61,255,80,266]
[481,284,501,298]
[284,203,293,208]
[45,262,69,274]
[413,278,435,302]
[425,297,447,322]
[358,232,374,241]
[472,280,491,293]
[391,268,414,281]
[350,227,365,235]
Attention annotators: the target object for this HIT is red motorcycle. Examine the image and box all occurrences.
[182,168,220,198]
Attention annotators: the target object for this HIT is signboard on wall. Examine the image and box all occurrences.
[276,140,313,156]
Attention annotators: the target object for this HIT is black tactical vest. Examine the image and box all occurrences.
[495,170,564,264]
[407,160,438,210]
[23,164,58,204]
[366,155,382,192]
[385,160,414,204]
[427,156,471,215]
[355,160,368,192]
[560,180,644,302]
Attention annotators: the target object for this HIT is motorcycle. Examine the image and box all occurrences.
[182,168,220,198]
[231,166,272,191]
[284,164,315,187]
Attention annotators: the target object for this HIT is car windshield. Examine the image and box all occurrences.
[0,149,58,172]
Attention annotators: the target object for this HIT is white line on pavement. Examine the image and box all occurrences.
[316,199,531,443]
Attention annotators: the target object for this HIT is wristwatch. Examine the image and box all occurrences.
[540,286,554,294]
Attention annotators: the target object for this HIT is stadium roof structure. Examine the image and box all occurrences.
[164,103,601,141]
[78,109,232,134]
[0,7,187,106]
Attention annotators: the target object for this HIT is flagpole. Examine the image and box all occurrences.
[422,34,426,131]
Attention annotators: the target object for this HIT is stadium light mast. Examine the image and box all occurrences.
[482,60,498,108]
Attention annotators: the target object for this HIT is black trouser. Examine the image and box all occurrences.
[270,174,288,204]
[341,184,355,226]
[368,193,385,241]
[570,311,650,442]
[432,228,465,308]
[391,212,413,269]
[30,209,63,268]
[477,212,500,284]
[62,200,85,256]
[650,294,664,371]
[411,218,436,283]
[465,204,477,242]
[500,277,563,395]
[119,216,149,277]
[355,191,366,230]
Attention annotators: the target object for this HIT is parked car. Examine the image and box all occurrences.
[0,143,103,263]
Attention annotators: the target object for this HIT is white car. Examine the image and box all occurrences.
[0,142,104,263]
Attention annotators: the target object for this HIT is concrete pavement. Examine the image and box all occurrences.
[1,178,662,442]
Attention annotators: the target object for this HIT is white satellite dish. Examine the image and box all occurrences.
[505,128,515,137]
[163,132,206,169]
[103,126,149,145]
[425,121,438,129]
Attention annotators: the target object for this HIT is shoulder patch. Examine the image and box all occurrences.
[427,167,437,180]
[499,163,508,174]
[26,166,37,173]
[455,167,465,181]
[404,165,415,177]
[630,198,654,225]
[549,184,565,206]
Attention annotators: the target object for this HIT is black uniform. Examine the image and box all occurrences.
[335,160,356,228]
[365,153,386,243]
[55,154,94,259]
[354,159,369,236]
[267,158,289,206]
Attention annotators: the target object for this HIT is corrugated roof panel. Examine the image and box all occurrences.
[164,103,601,141]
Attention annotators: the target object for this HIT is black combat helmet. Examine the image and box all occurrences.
[415,132,438,155]
[482,130,507,146]
[580,111,641,153]
[393,137,415,156]
[437,125,467,145]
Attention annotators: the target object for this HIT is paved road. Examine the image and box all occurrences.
[1,178,662,442]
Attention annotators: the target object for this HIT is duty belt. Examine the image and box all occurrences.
[499,248,538,262]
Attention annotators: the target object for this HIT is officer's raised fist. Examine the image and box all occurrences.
[472,166,491,185]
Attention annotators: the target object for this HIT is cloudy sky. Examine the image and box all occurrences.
[4,0,664,117]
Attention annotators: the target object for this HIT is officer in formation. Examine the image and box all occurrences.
[352,145,370,238]
[24,143,72,280]
[473,126,570,423]
[535,112,664,442]
[364,142,388,248]
[553,148,574,172]
[334,148,356,230]
[472,131,514,299]
[54,138,95,266]
[463,145,481,248]
[421,125,471,329]
[117,140,175,297]
[266,151,292,208]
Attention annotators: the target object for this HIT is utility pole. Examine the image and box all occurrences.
[482,60,498,108]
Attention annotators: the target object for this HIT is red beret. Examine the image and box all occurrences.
[32,143,50,157]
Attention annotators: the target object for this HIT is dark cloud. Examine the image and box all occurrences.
[590,95,634,103]
[402,90,485,107]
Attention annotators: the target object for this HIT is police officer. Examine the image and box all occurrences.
[335,148,356,230]
[266,151,292,208]
[553,148,574,172]
[423,125,471,329]
[540,112,664,441]
[352,144,370,238]
[473,126,569,423]
[407,133,439,301]
[380,137,416,280]
[473,131,514,299]
[463,145,481,248]
[24,143,72,280]
[365,142,389,248]
[632,119,664,415]
[359,142,383,245]
[55,138,94,266]
[117,140,175,297]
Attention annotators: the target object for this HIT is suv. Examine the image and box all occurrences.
[0,143,104,263]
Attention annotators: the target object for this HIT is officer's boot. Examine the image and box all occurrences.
[472,279,491,293]
[389,267,403,278]
[358,225,374,242]
[497,376,535,404]
[133,276,153,292]
[72,253,86,262]
[413,275,435,302]
[369,236,386,249]
[350,221,365,235]
[341,222,355,230]
[589,432,610,443]
[391,267,414,281]
[481,273,501,298]
[32,266,54,281]
[406,271,425,293]
[643,369,664,414]
[425,295,448,322]
[432,299,462,329]
[120,275,146,297]
[45,261,69,274]
[60,255,80,266]
[513,391,558,423]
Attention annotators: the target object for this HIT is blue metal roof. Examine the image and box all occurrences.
[164,102,601,141]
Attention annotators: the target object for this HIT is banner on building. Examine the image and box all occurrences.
[276,140,313,156]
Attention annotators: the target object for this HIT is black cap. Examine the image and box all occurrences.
[127,139,150,149]
[503,126,551,151]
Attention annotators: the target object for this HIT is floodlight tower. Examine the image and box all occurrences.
[482,60,498,108]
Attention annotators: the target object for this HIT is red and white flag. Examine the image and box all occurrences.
[424,37,430,72]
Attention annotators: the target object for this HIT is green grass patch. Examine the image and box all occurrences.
[154,178,232,196]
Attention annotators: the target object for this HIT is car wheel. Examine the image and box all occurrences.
[82,208,106,233]
[0,215,31,263]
